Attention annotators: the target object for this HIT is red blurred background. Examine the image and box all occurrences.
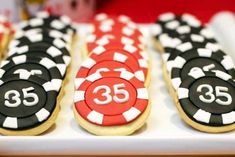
[96,0,235,23]
[3,0,234,23]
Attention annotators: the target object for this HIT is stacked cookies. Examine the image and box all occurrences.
[0,11,76,135]
[74,13,150,135]
[153,13,235,133]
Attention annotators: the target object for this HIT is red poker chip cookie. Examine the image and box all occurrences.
[89,15,141,40]
[94,13,133,25]
[89,24,143,41]
[91,13,136,32]
[86,33,144,53]
[75,49,145,89]
[74,70,149,126]
[88,45,149,78]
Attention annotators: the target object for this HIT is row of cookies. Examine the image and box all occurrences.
[0,11,76,135]
[74,13,150,135]
[153,13,235,133]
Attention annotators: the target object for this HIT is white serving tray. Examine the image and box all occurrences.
[1,14,235,155]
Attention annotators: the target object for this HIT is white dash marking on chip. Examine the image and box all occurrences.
[193,109,211,123]
[40,58,55,69]
[3,117,17,129]
[221,55,234,70]
[87,111,103,124]
[114,53,128,62]
[74,90,85,102]
[120,71,134,80]
[92,46,106,55]
[82,58,96,68]
[177,88,189,99]
[222,111,235,125]
[36,108,50,122]
[171,77,182,90]
[137,88,148,99]
[74,78,85,89]
[12,55,26,64]
[123,107,141,122]
[197,48,212,57]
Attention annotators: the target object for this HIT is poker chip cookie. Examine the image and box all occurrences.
[14,28,72,45]
[90,13,138,36]
[9,33,71,56]
[35,11,77,36]
[177,70,235,133]
[170,48,235,90]
[35,11,79,48]
[75,49,146,88]
[152,13,217,54]
[0,55,63,92]
[84,13,146,56]
[7,43,70,77]
[163,48,235,104]
[17,16,75,37]
[88,45,149,85]
[154,13,202,38]
[162,34,219,65]
[161,41,222,92]
[14,10,78,53]
[0,74,59,136]
[74,70,150,135]
[158,13,202,28]
[74,14,150,135]
[85,33,144,55]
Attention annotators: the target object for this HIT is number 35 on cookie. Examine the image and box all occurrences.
[197,84,232,106]
[93,83,129,105]
[4,87,39,107]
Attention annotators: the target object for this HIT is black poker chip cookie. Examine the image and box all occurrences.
[170,48,235,90]
[35,11,77,35]
[0,74,57,130]
[17,16,76,36]
[9,33,71,56]
[158,13,202,28]
[155,13,203,39]
[178,70,235,126]
[165,35,220,63]
[0,55,63,92]
[161,34,219,63]
[7,43,70,77]
[14,28,72,44]
[154,13,218,47]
